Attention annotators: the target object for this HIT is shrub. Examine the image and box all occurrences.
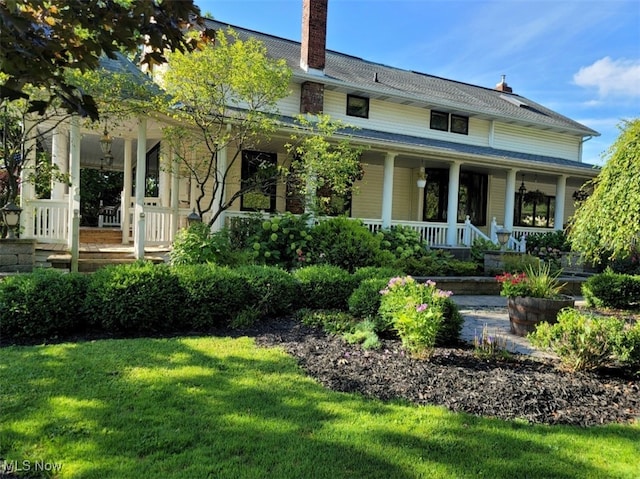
[309,216,383,272]
[528,308,624,371]
[470,237,500,264]
[235,265,299,317]
[608,253,640,275]
[615,322,640,373]
[379,276,456,357]
[499,253,542,274]
[296,308,359,334]
[348,278,388,320]
[582,270,640,309]
[377,225,429,260]
[0,268,89,339]
[227,213,264,250]
[247,212,313,269]
[170,223,246,266]
[396,250,478,276]
[526,230,571,255]
[172,264,249,329]
[86,262,185,333]
[436,298,464,346]
[293,264,356,311]
[351,266,405,285]
[230,307,262,329]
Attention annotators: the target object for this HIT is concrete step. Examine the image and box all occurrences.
[48,253,166,272]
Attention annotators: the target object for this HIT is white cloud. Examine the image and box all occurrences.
[574,57,640,97]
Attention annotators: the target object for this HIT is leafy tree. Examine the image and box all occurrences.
[0,0,209,119]
[161,28,365,226]
[568,119,640,263]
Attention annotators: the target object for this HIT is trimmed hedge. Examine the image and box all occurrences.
[293,264,356,310]
[235,265,299,317]
[0,268,89,339]
[582,271,640,309]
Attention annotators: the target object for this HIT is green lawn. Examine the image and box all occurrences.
[1,336,638,478]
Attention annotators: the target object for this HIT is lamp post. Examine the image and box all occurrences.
[2,201,22,239]
[496,227,511,252]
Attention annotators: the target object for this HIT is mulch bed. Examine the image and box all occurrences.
[246,318,640,427]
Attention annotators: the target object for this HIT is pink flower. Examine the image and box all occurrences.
[416,303,428,312]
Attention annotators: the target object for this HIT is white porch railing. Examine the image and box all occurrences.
[24,199,69,244]
[489,218,555,252]
[142,205,190,244]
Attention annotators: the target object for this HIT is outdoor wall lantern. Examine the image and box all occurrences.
[496,228,511,251]
[2,201,22,239]
[416,163,427,188]
[187,209,202,225]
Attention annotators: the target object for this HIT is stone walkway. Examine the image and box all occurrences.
[451,295,586,358]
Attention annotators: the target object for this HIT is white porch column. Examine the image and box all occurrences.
[170,149,180,239]
[51,123,69,199]
[504,169,517,231]
[134,119,147,259]
[68,117,81,271]
[159,150,171,208]
[416,167,425,221]
[381,152,397,229]
[211,145,227,232]
[445,161,461,246]
[19,120,37,237]
[121,138,133,244]
[554,175,567,230]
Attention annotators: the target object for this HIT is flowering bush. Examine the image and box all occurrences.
[496,261,565,299]
[379,276,455,357]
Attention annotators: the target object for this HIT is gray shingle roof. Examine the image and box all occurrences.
[204,19,599,138]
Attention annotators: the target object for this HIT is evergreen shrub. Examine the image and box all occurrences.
[236,265,299,317]
[0,268,88,339]
[293,264,356,310]
[582,270,640,309]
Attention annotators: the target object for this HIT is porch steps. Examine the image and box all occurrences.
[79,227,123,244]
[44,243,169,273]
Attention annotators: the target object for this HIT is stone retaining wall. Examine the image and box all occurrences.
[0,239,36,273]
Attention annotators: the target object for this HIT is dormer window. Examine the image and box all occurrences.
[430,111,449,131]
[347,94,369,118]
[451,114,469,135]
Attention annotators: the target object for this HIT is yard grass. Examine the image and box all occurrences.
[1,336,638,479]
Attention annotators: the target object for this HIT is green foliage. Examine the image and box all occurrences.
[348,278,389,320]
[379,276,455,357]
[526,230,571,254]
[377,225,429,259]
[568,119,640,263]
[230,307,262,329]
[227,214,264,250]
[614,322,640,373]
[293,264,356,311]
[396,250,478,276]
[608,253,640,275]
[171,264,248,329]
[86,262,185,333]
[351,266,406,285]
[171,223,246,266]
[235,265,299,318]
[343,319,382,350]
[297,308,359,335]
[436,298,464,347]
[470,237,500,263]
[529,308,624,371]
[0,269,88,339]
[582,270,640,309]
[309,217,383,272]
[248,212,314,269]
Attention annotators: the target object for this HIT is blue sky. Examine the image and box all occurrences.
[197,0,640,165]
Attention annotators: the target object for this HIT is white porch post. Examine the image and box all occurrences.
[20,120,37,237]
[504,169,516,231]
[170,149,180,239]
[445,161,460,246]
[381,152,397,229]
[51,123,69,200]
[134,119,147,259]
[416,166,425,221]
[159,150,171,208]
[68,116,81,271]
[121,138,133,244]
[211,145,227,232]
[554,175,567,230]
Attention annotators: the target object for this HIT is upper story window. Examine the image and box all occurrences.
[240,150,277,212]
[451,114,469,135]
[430,111,469,135]
[347,94,369,118]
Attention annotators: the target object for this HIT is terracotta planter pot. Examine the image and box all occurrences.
[507,295,575,337]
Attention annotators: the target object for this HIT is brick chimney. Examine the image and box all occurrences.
[301,0,328,73]
[300,0,327,114]
[495,74,513,93]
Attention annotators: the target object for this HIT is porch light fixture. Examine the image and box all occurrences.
[518,175,527,196]
[99,125,114,167]
[2,201,22,239]
[496,228,511,251]
[417,163,427,188]
[187,209,201,225]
